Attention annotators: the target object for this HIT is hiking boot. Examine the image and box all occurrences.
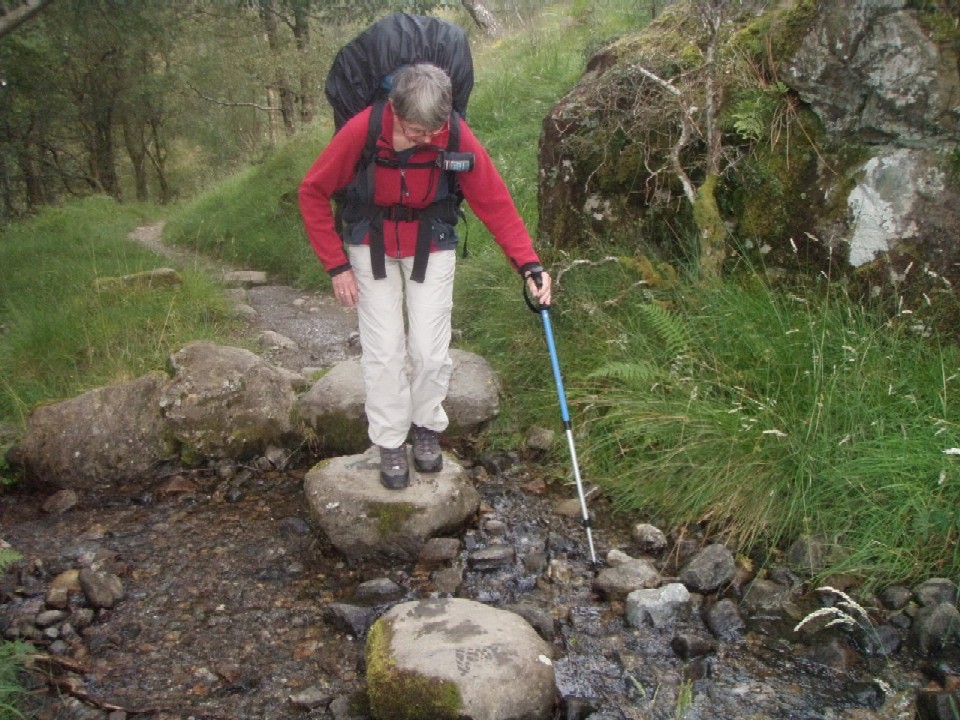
[379,445,409,489]
[412,425,443,473]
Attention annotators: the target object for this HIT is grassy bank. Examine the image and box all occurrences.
[1,0,957,589]
[0,198,238,425]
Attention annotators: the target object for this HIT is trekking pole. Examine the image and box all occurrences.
[524,274,599,567]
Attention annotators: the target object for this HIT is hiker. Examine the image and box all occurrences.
[299,62,551,490]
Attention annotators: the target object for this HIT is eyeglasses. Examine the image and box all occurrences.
[397,117,447,142]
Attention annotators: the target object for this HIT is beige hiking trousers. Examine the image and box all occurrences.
[348,246,455,449]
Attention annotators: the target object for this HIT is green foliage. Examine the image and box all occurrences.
[729,81,789,143]
[571,272,960,586]
[0,640,30,720]
[0,197,240,424]
[164,138,331,289]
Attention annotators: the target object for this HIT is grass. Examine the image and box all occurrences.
[565,270,960,587]
[0,197,240,425]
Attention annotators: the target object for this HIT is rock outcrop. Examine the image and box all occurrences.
[538,0,960,298]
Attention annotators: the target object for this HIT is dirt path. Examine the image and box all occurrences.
[128,222,360,374]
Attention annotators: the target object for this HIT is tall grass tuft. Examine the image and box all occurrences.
[571,272,960,586]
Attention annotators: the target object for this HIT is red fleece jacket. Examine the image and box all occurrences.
[298,104,540,275]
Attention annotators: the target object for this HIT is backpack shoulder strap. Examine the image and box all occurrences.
[364,101,387,163]
[447,110,461,153]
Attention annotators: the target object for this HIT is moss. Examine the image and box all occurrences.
[369,502,420,536]
[731,0,820,62]
[366,620,463,720]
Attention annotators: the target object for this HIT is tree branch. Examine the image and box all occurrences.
[0,0,54,40]
[186,82,279,113]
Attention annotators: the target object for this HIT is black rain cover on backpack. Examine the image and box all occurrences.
[324,13,473,131]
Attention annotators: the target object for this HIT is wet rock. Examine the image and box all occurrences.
[670,633,717,660]
[42,489,79,515]
[326,602,384,637]
[355,578,405,600]
[679,543,735,593]
[592,557,659,600]
[879,585,913,610]
[432,567,463,595]
[705,598,746,641]
[78,569,124,609]
[305,446,480,563]
[289,685,331,710]
[805,638,856,671]
[910,602,960,656]
[503,602,556,642]
[468,545,516,570]
[418,537,461,565]
[914,578,958,607]
[367,598,554,720]
[740,578,793,619]
[625,583,691,629]
[631,523,668,554]
[477,450,517,476]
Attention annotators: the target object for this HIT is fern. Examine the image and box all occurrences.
[589,360,665,388]
[637,302,696,361]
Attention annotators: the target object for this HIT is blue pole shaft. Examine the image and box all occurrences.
[540,308,598,565]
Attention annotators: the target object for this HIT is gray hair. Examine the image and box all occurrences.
[389,63,453,131]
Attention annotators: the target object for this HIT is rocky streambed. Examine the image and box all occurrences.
[0,443,955,720]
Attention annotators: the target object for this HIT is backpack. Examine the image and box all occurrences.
[324,13,475,282]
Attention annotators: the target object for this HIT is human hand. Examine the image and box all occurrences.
[332,270,358,307]
[525,269,552,308]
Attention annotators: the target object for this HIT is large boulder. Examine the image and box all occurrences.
[538,0,960,298]
[20,372,175,488]
[296,349,501,453]
[366,598,556,720]
[304,446,481,563]
[159,341,296,461]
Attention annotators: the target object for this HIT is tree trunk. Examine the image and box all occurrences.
[292,2,315,124]
[146,117,170,204]
[17,144,45,209]
[460,0,504,38]
[122,117,149,201]
[91,112,121,199]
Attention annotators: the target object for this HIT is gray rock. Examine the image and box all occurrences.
[679,543,735,593]
[914,578,958,607]
[740,578,793,619]
[524,426,555,451]
[468,545,516,570]
[705,598,746,641]
[632,523,668,554]
[593,557,660,599]
[625,583,691,629]
[297,350,502,455]
[367,599,555,720]
[35,609,68,628]
[221,270,268,287]
[78,568,124,609]
[20,372,174,488]
[42,489,79,515]
[418,537,462,565]
[295,358,368,454]
[909,602,960,656]
[786,535,834,576]
[160,341,296,460]
[879,585,913,610]
[289,686,331,710]
[304,446,481,563]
